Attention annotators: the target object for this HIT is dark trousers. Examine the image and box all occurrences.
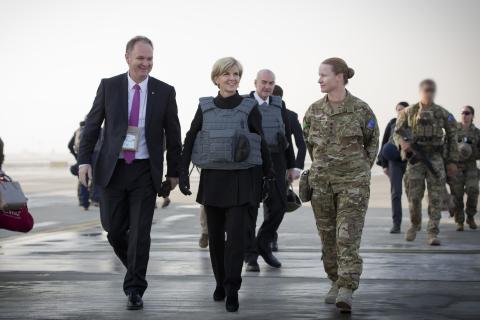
[388,160,406,226]
[244,206,259,262]
[101,159,157,296]
[90,151,101,203]
[205,204,247,295]
[256,179,287,252]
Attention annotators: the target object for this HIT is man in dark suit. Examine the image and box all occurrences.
[244,70,297,272]
[78,36,182,310]
[270,85,306,251]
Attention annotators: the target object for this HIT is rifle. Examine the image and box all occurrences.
[398,127,440,178]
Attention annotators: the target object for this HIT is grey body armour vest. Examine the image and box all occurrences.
[258,95,287,153]
[192,97,262,170]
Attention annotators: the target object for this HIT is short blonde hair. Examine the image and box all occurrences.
[211,57,243,86]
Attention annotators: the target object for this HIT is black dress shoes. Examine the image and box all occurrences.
[258,246,282,268]
[213,286,226,301]
[245,259,260,272]
[225,292,239,312]
[126,292,143,310]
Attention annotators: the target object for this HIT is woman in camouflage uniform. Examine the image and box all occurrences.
[448,105,479,231]
[303,58,379,312]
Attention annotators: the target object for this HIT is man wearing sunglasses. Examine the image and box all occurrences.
[394,79,459,245]
[447,106,479,231]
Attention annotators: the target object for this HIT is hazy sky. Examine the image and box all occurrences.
[1,0,479,158]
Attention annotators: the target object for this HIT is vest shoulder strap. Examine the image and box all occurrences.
[269,95,283,109]
[236,97,257,115]
[199,97,216,113]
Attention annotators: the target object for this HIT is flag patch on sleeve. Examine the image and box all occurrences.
[447,114,455,122]
[367,118,376,129]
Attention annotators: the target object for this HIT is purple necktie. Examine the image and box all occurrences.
[124,84,141,164]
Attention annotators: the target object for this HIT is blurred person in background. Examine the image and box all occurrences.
[376,101,408,233]
[0,137,4,173]
[447,105,479,231]
[68,120,90,210]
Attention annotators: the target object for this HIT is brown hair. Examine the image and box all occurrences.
[419,79,436,90]
[126,36,153,53]
[464,105,475,115]
[321,57,355,84]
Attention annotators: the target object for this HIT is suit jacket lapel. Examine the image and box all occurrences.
[122,73,129,125]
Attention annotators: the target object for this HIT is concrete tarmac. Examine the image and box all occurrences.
[0,164,479,319]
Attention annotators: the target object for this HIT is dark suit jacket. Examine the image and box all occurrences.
[78,73,182,193]
[0,137,4,170]
[286,109,306,169]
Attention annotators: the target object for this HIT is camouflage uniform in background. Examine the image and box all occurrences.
[394,103,458,236]
[447,123,480,225]
[303,91,379,291]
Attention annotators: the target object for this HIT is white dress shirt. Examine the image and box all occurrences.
[253,91,269,106]
[119,73,150,160]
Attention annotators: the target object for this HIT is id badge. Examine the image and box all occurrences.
[122,126,140,151]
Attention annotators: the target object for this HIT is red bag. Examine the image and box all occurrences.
[0,206,34,233]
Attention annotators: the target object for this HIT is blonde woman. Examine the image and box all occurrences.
[179,57,273,312]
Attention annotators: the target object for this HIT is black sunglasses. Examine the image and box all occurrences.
[462,111,472,116]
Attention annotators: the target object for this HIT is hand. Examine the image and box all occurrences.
[179,172,192,196]
[446,163,458,178]
[78,164,92,187]
[167,177,179,190]
[158,180,172,198]
[262,176,275,202]
[287,168,301,183]
[399,140,412,153]
[383,167,389,176]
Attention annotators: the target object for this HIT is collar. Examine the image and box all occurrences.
[127,72,149,91]
[324,89,351,105]
[253,91,269,106]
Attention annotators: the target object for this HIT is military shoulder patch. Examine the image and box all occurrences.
[367,118,376,129]
[447,114,455,122]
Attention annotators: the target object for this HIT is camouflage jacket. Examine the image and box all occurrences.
[394,102,459,164]
[303,91,379,184]
[456,123,480,163]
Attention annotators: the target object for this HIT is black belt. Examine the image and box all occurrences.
[119,158,149,164]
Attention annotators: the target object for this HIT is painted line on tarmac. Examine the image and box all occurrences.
[147,245,480,254]
[0,220,101,246]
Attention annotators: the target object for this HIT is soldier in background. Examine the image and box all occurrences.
[303,58,379,312]
[394,79,459,245]
[447,105,479,231]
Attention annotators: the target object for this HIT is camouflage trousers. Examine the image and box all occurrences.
[447,162,479,224]
[404,153,446,235]
[311,181,369,291]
